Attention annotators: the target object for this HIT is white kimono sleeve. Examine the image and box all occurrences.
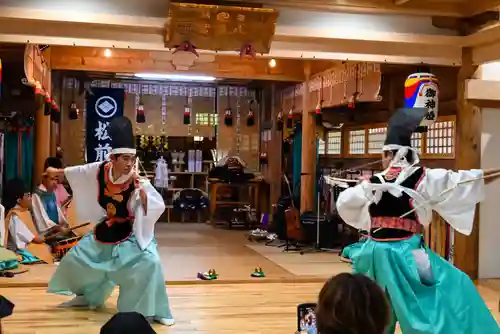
[131,179,166,250]
[8,215,35,250]
[32,193,58,234]
[416,168,485,236]
[336,181,372,231]
[64,162,107,224]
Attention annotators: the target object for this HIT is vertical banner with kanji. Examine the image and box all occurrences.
[85,88,125,162]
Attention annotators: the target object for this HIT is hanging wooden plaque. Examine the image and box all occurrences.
[165,3,279,53]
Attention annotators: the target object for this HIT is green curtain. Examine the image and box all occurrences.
[5,125,34,188]
[291,127,319,210]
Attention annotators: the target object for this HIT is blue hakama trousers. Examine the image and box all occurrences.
[47,232,173,319]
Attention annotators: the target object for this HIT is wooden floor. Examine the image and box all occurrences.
[3,283,500,333]
[2,223,338,287]
[2,283,322,334]
[1,223,499,333]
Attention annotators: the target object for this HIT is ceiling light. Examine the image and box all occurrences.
[134,73,217,82]
[269,58,276,68]
[104,49,112,57]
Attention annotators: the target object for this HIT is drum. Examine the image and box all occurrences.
[52,236,82,260]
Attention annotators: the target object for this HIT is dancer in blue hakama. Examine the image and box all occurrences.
[336,107,500,334]
[46,117,174,326]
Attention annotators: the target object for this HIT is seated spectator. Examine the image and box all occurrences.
[316,273,390,334]
[101,312,156,334]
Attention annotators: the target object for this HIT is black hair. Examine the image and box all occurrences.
[3,178,28,213]
[316,273,390,334]
[44,156,63,170]
[384,149,415,163]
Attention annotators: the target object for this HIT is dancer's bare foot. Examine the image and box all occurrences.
[154,317,175,326]
[340,256,352,264]
[57,296,89,308]
[57,296,101,310]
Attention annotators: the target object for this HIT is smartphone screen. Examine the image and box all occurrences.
[297,303,317,334]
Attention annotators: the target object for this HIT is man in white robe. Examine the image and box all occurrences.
[2,179,49,264]
[46,116,174,326]
[31,171,69,236]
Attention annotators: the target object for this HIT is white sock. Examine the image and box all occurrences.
[154,317,175,326]
[57,296,89,308]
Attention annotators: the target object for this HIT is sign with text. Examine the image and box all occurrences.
[85,88,125,162]
[404,73,439,128]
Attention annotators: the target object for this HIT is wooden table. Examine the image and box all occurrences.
[208,178,263,226]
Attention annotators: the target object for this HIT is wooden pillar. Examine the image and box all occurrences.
[50,122,57,156]
[33,104,51,186]
[269,84,282,206]
[454,48,481,279]
[300,62,316,212]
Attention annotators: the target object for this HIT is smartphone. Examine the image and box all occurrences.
[296,303,317,334]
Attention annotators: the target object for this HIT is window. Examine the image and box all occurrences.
[196,113,217,126]
[326,131,342,155]
[411,133,423,154]
[348,129,365,155]
[367,127,387,154]
[318,137,326,155]
[426,120,455,155]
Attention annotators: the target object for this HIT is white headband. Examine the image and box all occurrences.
[110,148,136,155]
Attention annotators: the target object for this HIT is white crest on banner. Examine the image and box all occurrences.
[95,96,118,119]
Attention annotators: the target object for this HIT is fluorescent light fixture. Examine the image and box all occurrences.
[134,73,216,82]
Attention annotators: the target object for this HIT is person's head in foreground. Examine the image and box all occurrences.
[0,295,15,333]
[100,312,156,334]
[108,117,137,178]
[316,273,390,334]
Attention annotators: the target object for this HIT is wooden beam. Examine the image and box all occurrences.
[300,61,316,213]
[466,0,500,17]
[454,48,481,279]
[433,11,500,36]
[471,37,500,64]
[50,46,305,82]
[394,0,412,4]
[465,79,500,101]
[225,0,464,17]
[268,83,283,206]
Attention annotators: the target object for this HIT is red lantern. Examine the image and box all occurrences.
[315,100,324,125]
[50,100,60,123]
[136,101,146,124]
[68,101,79,120]
[259,152,268,165]
[44,93,52,116]
[286,109,293,129]
[224,107,233,126]
[247,100,255,127]
[183,104,191,125]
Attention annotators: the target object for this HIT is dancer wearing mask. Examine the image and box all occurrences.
[336,107,500,334]
[46,116,174,326]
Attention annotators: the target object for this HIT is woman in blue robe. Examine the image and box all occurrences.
[337,108,500,334]
[46,117,174,326]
